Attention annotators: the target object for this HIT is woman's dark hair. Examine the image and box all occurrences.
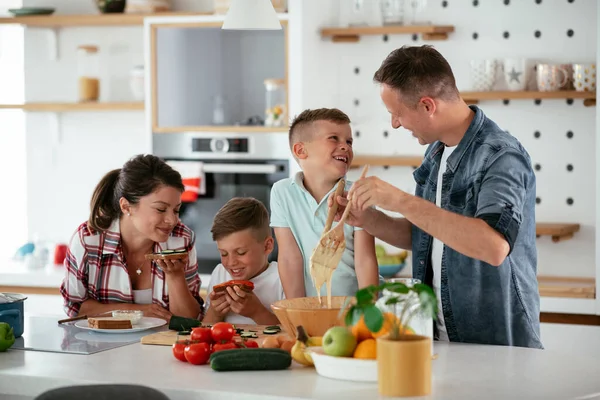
[88,154,185,232]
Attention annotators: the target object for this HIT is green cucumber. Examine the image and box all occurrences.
[240,332,255,338]
[209,348,292,372]
[160,250,175,254]
[265,325,281,330]
[263,329,280,335]
[168,315,201,331]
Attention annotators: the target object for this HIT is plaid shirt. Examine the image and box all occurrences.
[60,218,204,318]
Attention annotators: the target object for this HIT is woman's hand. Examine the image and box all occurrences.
[155,256,187,277]
[140,303,172,320]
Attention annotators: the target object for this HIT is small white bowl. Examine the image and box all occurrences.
[307,347,377,382]
[112,310,143,325]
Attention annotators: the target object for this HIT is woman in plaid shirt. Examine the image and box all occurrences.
[60,154,204,320]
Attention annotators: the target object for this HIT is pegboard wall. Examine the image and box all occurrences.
[294,0,597,278]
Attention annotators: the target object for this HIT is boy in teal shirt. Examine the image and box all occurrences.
[270,108,381,298]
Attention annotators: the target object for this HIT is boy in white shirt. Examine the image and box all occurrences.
[203,197,284,325]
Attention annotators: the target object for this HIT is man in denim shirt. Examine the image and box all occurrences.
[332,45,543,349]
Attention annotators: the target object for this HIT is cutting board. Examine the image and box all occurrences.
[141,324,291,346]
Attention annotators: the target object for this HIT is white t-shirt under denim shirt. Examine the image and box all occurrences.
[430,144,457,341]
[205,261,285,325]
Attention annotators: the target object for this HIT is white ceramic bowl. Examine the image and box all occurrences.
[112,310,143,325]
[307,347,377,382]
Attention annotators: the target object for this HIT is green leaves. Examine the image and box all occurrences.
[363,305,384,333]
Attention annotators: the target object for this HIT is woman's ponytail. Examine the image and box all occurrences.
[88,169,121,232]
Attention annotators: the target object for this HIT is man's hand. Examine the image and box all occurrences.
[348,176,405,212]
[327,190,372,228]
[209,290,231,318]
[224,286,265,319]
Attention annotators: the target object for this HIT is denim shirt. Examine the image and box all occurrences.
[412,105,543,349]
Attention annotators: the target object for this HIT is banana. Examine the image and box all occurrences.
[291,325,319,366]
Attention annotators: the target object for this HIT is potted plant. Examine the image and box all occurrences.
[343,280,437,397]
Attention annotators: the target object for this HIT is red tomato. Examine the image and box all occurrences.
[184,342,211,365]
[172,340,187,362]
[243,340,259,348]
[212,341,237,352]
[191,327,212,343]
[211,322,235,343]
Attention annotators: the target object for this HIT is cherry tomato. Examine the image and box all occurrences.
[211,322,235,343]
[212,341,237,352]
[184,342,211,365]
[191,327,212,344]
[243,339,259,348]
[172,340,188,362]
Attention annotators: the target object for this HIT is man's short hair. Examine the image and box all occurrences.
[373,45,460,106]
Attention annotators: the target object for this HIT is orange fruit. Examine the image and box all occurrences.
[351,316,373,342]
[353,338,377,359]
[371,312,400,338]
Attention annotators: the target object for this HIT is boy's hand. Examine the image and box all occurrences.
[224,286,264,319]
[209,290,230,317]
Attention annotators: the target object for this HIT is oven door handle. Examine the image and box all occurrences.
[202,164,277,174]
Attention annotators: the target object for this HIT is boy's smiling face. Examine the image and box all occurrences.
[216,228,274,281]
[296,120,354,180]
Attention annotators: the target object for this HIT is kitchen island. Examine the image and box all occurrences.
[2,326,600,400]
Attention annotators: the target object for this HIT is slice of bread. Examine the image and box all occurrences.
[213,280,255,294]
[88,317,133,330]
[145,249,188,261]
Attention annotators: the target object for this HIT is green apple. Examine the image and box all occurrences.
[322,326,357,357]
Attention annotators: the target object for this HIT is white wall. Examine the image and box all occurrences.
[0,0,27,257]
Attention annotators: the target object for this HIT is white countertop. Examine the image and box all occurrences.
[2,322,600,400]
[0,259,210,290]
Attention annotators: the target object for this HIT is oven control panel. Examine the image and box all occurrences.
[192,138,249,154]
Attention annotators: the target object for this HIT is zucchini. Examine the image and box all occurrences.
[168,315,201,331]
[210,348,292,372]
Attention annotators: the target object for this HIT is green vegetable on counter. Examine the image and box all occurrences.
[168,315,201,332]
[0,323,15,352]
[209,348,292,371]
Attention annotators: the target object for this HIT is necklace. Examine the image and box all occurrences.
[136,260,145,276]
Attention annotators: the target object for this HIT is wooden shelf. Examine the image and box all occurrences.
[536,223,580,243]
[0,102,144,112]
[153,125,288,133]
[461,91,596,107]
[0,12,211,27]
[538,276,595,299]
[320,25,455,42]
[351,155,424,168]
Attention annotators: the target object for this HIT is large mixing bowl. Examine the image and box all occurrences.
[271,296,350,338]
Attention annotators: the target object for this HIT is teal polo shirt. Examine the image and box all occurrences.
[270,172,362,297]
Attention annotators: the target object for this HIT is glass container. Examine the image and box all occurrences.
[264,78,286,127]
[77,45,100,102]
[381,0,405,25]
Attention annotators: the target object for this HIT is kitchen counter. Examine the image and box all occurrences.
[2,324,600,400]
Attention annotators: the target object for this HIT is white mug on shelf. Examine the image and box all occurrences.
[573,63,596,92]
[503,58,532,91]
[470,59,498,91]
[536,64,568,92]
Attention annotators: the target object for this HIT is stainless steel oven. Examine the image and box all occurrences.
[153,132,290,274]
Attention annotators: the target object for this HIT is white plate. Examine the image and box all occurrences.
[308,346,377,382]
[74,317,167,333]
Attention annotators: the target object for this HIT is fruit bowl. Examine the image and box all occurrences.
[378,262,406,278]
[308,346,377,382]
[271,296,349,338]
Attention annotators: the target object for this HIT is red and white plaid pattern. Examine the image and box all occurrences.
[60,219,204,319]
